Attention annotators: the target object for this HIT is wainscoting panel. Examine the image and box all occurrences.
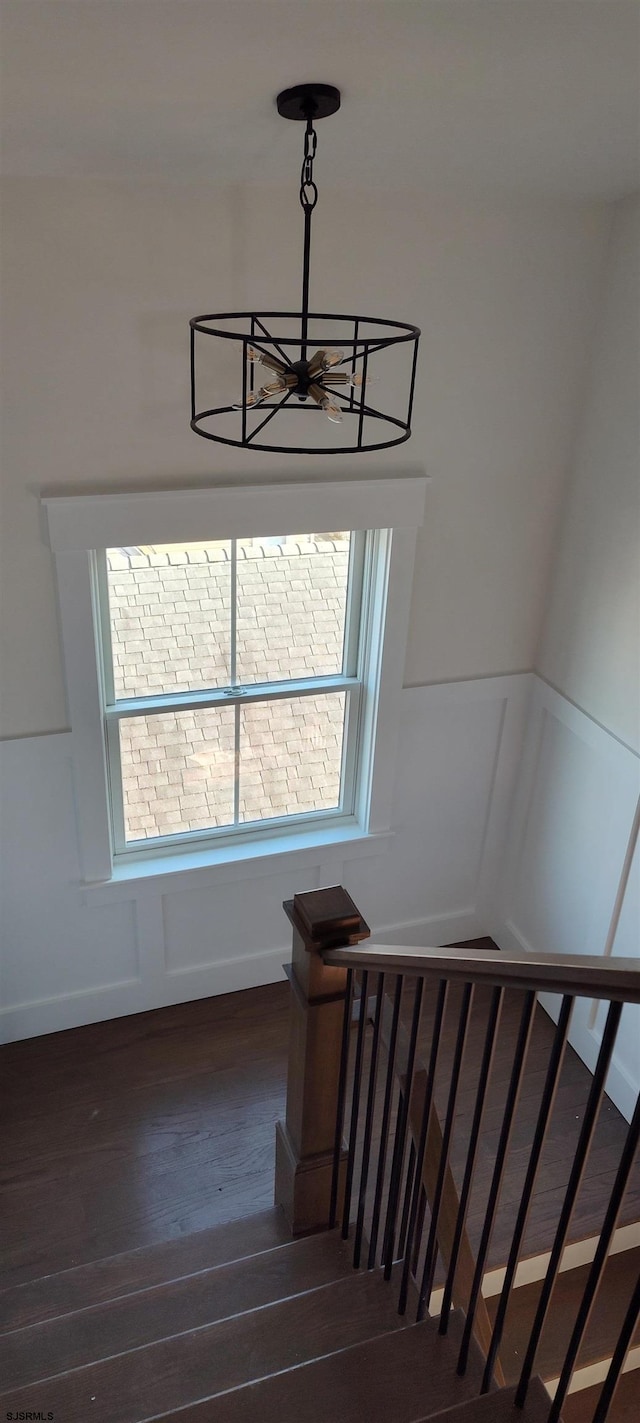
[0,734,141,1040]
[162,866,321,976]
[343,675,531,945]
[491,678,640,1120]
[0,674,529,1042]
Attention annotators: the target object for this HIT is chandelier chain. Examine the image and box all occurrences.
[299,119,318,212]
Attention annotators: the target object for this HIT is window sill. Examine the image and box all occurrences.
[81,822,394,903]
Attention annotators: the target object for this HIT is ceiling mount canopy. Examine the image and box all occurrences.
[189,84,420,455]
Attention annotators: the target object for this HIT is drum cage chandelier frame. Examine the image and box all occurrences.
[189,84,420,455]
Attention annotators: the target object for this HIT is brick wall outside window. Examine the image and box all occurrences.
[107,536,350,841]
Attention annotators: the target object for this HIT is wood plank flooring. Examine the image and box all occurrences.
[0,984,288,1288]
[1,965,638,1293]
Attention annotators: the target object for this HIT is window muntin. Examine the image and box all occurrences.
[100,532,366,855]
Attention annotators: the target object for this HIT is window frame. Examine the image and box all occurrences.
[98,530,368,858]
[45,476,426,883]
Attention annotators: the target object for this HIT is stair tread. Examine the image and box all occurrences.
[0,1229,356,1392]
[422,1378,552,1422]
[489,1246,640,1384]
[561,1370,640,1423]
[0,1207,291,1334]
[149,1310,485,1423]
[0,1267,410,1423]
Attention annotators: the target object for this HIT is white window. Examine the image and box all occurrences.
[99,532,365,853]
[45,477,426,883]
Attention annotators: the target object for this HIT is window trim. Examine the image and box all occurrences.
[45,476,427,883]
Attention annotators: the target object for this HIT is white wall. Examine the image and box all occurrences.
[491,678,639,1121]
[0,176,608,736]
[537,195,640,754]
[492,197,640,1119]
[3,173,631,1060]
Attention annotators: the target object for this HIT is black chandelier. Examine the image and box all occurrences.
[190,84,420,455]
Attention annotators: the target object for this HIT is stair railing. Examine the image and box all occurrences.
[275,886,640,1423]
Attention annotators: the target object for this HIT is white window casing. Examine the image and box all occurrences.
[45,475,427,884]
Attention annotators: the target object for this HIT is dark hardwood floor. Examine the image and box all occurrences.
[0,984,289,1289]
[1,967,637,1293]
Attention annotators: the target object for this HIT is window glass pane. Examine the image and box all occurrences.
[239,693,345,824]
[236,533,351,684]
[119,706,235,843]
[107,544,231,699]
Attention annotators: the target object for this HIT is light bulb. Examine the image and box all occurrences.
[321,395,343,424]
[260,378,288,397]
[247,347,286,375]
[233,390,264,408]
[322,348,345,370]
[348,371,377,388]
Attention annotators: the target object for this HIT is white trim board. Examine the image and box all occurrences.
[43,474,428,551]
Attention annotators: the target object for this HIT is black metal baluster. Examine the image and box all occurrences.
[382,977,424,1279]
[439,986,504,1335]
[354,973,385,1267]
[417,983,474,1321]
[368,975,404,1268]
[514,999,623,1407]
[397,1131,415,1259]
[457,990,537,1375]
[591,1272,640,1423]
[329,967,354,1229]
[547,1091,640,1423]
[480,994,574,1391]
[341,970,369,1240]
[398,980,449,1314]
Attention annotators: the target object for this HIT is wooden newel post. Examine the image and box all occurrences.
[275,886,370,1235]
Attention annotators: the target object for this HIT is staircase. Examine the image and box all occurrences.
[1,887,637,1422]
[0,1207,552,1422]
[1,1207,634,1420]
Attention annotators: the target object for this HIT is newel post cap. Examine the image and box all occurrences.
[283,885,370,952]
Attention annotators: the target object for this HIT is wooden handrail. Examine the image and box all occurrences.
[323,943,640,1002]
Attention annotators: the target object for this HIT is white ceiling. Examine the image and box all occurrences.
[1,1,639,199]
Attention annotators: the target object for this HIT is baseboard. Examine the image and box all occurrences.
[0,909,488,1044]
[0,947,288,1045]
[0,978,149,1046]
[371,908,483,948]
